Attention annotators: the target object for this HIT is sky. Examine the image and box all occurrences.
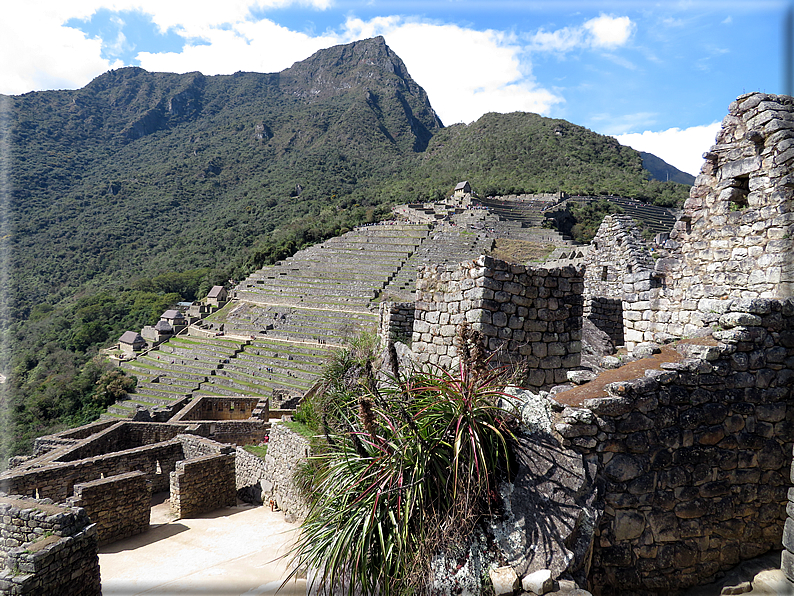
[0,1,789,176]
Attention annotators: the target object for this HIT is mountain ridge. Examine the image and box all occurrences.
[1,37,691,459]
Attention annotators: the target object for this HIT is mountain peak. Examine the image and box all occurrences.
[280,37,427,105]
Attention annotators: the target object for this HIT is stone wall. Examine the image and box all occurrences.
[555,297,794,593]
[582,214,657,350]
[261,423,311,522]
[0,440,184,500]
[235,447,268,503]
[378,301,415,343]
[645,93,794,344]
[412,255,583,388]
[67,471,150,546]
[0,496,101,596]
[178,433,236,459]
[169,452,237,519]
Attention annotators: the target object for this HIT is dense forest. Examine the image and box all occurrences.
[0,36,690,463]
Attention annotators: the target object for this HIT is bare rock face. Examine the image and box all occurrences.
[580,317,615,370]
[490,433,600,588]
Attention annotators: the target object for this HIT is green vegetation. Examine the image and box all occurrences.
[488,238,557,264]
[288,333,516,594]
[0,37,689,464]
[568,199,625,244]
[243,444,268,460]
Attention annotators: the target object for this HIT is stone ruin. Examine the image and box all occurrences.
[2,92,794,595]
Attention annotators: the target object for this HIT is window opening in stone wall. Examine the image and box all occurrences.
[729,175,750,211]
[156,460,162,474]
[601,266,608,281]
[627,265,633,273]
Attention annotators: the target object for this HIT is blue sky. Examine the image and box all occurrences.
[0,1,788,175]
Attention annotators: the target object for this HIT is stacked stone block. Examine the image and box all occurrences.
[261,423,311,521]
[412,255,583,388]
[784,446,794,587]
[0,440,184,500]
[67,471,150,546]
[169,452,236,519]
[0,496,100,596]
[646,93,794,344]
[555,297,794,594]
[378,301,415,343]
[582,214,657,350]
[235,447,269,503]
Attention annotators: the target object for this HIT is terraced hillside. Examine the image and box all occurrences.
[113,212,575,419]
[564,196,676,235]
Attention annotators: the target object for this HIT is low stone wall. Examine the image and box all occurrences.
[205,421,269,446]
[177,434,234,459]
[261,423,311,522]
[0,440,184,500]
[0,496,101,596]
[50,421,201,463]
[67,471,150,546]
[555,297,794,593]
[169,452,236,519]
[412,255,583,388]
[236,447,268,503]
[378,301,415,343]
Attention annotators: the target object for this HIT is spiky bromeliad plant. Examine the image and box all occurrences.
[287,335,517,595]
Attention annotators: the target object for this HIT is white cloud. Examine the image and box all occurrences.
[584,14,634,48]
[0,4,562,127]
[0,3,120,94]
[530,14,634,53]
[137,20,339,75]
[345,18,562,123]
[0,0,333,95]
[530,27,583,53]
[616,122,722,177]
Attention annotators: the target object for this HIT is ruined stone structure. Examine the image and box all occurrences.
[4,92,793,596]
[0,496,101,596]
[66,471,150,546]
[258,422,312,522]
[556,296,794,593]
[378,301,415,342]
[582,214,657,349]
[412,255,583,388]
[643,93,794,342]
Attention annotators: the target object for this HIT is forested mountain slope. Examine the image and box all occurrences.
[0,36,690,461]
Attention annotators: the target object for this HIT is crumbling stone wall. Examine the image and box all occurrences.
[0,440,184,500]
[582,214,657,349]
[0,496,101,596]
[235,447,268,503]
[378,301,415,343]
[412,255,583,388]
[169,452,236,519]
[646,93,794,343]
[556,297,794,594]
[178,433,237,459]
[67,471,150,546]
[261,423,311,521]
